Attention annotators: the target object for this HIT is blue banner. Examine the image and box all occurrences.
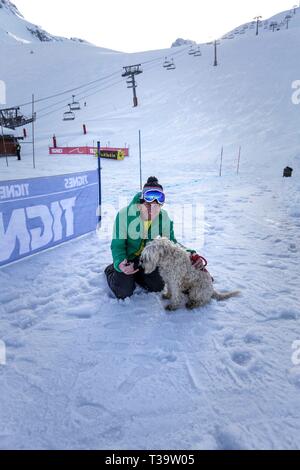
[0,170,99,267]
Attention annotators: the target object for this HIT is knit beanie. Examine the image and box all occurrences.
[142,176,163,192]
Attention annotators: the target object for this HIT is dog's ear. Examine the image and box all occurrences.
[156,237,170,257]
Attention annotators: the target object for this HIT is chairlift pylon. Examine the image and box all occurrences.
[63,105,75,121]
[69,95,81,111]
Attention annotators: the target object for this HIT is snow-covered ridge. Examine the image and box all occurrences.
[171,38,197,48]
[0,0,23,18]
[0,0,90,44]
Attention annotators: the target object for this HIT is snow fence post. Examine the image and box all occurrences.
[219,146,224,176]
[97,141,102,225]
[237,146,241,175]
[0,340,6,366]
[139,130,142,190]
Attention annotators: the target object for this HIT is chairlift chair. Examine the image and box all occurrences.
[63,105,75,121]
[188,46,196,55]
[194,47,202,56]
[163,57,172,68]
[166,59,176,70]
[69,95,81,111]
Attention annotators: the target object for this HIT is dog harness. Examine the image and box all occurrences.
[191,254,214,282]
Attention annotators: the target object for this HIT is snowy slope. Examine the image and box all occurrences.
[0,172,299,450]
[0,7,300,179]
[0,4,300,450]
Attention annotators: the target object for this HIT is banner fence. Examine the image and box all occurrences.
[0,169,99,267]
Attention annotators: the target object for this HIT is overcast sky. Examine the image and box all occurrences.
[13,0,296,52]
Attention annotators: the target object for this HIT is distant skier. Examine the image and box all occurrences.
[104,176,207,299]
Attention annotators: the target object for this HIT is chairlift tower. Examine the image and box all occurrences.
[285,14,292,29]
[208,40,220,66]
[122,64,143,107]
[270,21,278,32]
[254,16,262,36]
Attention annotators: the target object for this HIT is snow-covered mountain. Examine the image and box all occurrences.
[0,0,22,17]
[0,0,90,44]
[171,38,197,47]
[1,3,300,179]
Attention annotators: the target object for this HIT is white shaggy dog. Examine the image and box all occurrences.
[140,237,240,311]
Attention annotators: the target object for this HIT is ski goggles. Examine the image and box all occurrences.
[142,189,165,205]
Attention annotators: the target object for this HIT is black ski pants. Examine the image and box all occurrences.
[104,259,164,300]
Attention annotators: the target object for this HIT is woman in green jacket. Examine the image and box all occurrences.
[105,177,204,299]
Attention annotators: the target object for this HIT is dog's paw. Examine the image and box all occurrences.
[185,301,199,310]
[165,304,177,312]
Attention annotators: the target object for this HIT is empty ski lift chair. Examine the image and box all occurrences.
[63,105,75,121]
[194,47,202,56]
[166,59,176,70]
[69,95,81,111]
[188,46,196,55]
[163,57,172,68]
[126,78,134,89]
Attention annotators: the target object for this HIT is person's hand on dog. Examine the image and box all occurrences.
[119,259,139,275]
[190,253,206,270]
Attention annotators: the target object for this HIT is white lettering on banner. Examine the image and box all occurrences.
[60,198,76,237]
[26,205,54,251]
[0,209,31,261]
[51,149,63,154]
[64,175,89,189]
[51,201,63,242]
[0,184,30,200]
[0,197,76,263]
